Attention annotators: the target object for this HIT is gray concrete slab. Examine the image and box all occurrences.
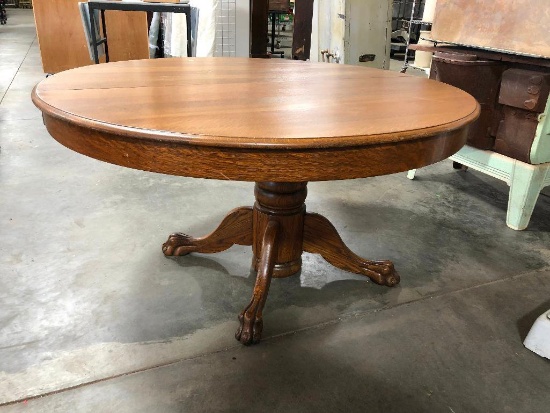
[7,70,45,92]
[0,89,43,120]
[3,270,550,413]
[0,69,18,92]
[1,8,550,411]
[2,137,549,402]
[0,9,41,111]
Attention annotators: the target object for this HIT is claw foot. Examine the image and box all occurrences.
[235,305,263,345]
[363,260,400,287]
[162,233,194,256]
[303,213,401,288]
[235,220,279,345]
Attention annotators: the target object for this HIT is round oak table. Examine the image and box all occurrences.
[32,58,479,345]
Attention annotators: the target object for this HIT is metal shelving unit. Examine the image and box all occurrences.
[399,0,431,73]
[267,1,293,58]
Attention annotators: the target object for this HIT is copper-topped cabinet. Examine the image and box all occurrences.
[408,0,550,231]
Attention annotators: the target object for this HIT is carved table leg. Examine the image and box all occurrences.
[163,182,400,346]
[236,220,279,345]
[162,206,253,256]
[303,212,400,287]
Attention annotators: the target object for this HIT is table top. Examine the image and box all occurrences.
[32,58,479,182]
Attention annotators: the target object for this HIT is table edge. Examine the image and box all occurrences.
[32,86,481,150]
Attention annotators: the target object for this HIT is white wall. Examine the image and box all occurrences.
[235,0,250,57]
[310,0,319,61]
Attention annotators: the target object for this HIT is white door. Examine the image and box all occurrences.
[345,0,392,69]
[315,0,392,69]
[317,0,346,63]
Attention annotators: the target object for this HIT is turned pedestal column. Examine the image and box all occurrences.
[163,182,399,345]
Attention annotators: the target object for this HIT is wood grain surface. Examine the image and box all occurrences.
[33,0,149,74]
[431,0,550,58]
[33,58,479,181]
[103,11,149,63]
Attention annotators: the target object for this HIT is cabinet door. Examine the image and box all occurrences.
[315,0,391,69]
[33,0,148,74]
[317,0,345,63]
[344,0,391,69]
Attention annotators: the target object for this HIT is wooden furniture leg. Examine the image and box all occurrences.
[251,182,307,278]
[303,213,400,287]
[162,207,253,256]
[164,182,399,345]
[410,146,550,230]
[507,162,550,230]
[236,220,280,345]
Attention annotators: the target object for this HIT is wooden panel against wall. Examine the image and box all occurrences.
[33,0,149,74]
[104,11,149,63]
[431,0,550,58]
[33,0,91,73]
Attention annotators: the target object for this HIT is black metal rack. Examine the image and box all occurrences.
[392,0,425,32]
[399,0,432,73]
[1,0,7,25]
[391,0,427,59]
[268,11,286,58]
[267,2,293,59]
[87,0,192,64]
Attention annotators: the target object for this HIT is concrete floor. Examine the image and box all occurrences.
[1,9,550,412]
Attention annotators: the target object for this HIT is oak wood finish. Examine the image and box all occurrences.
[33,58,479,181]
[252,182,307,278]
[32,58,480,345]
[162,207,253,256]
[236,220,279,345]
[304,212,399,287]
[161,180,402,344]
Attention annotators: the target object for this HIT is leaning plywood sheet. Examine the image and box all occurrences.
[33,0,149,74]
[104,11,149,63]
[34,0,92,73]
[431,0,550,58]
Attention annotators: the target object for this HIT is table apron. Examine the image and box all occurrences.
[43,114,469,182]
